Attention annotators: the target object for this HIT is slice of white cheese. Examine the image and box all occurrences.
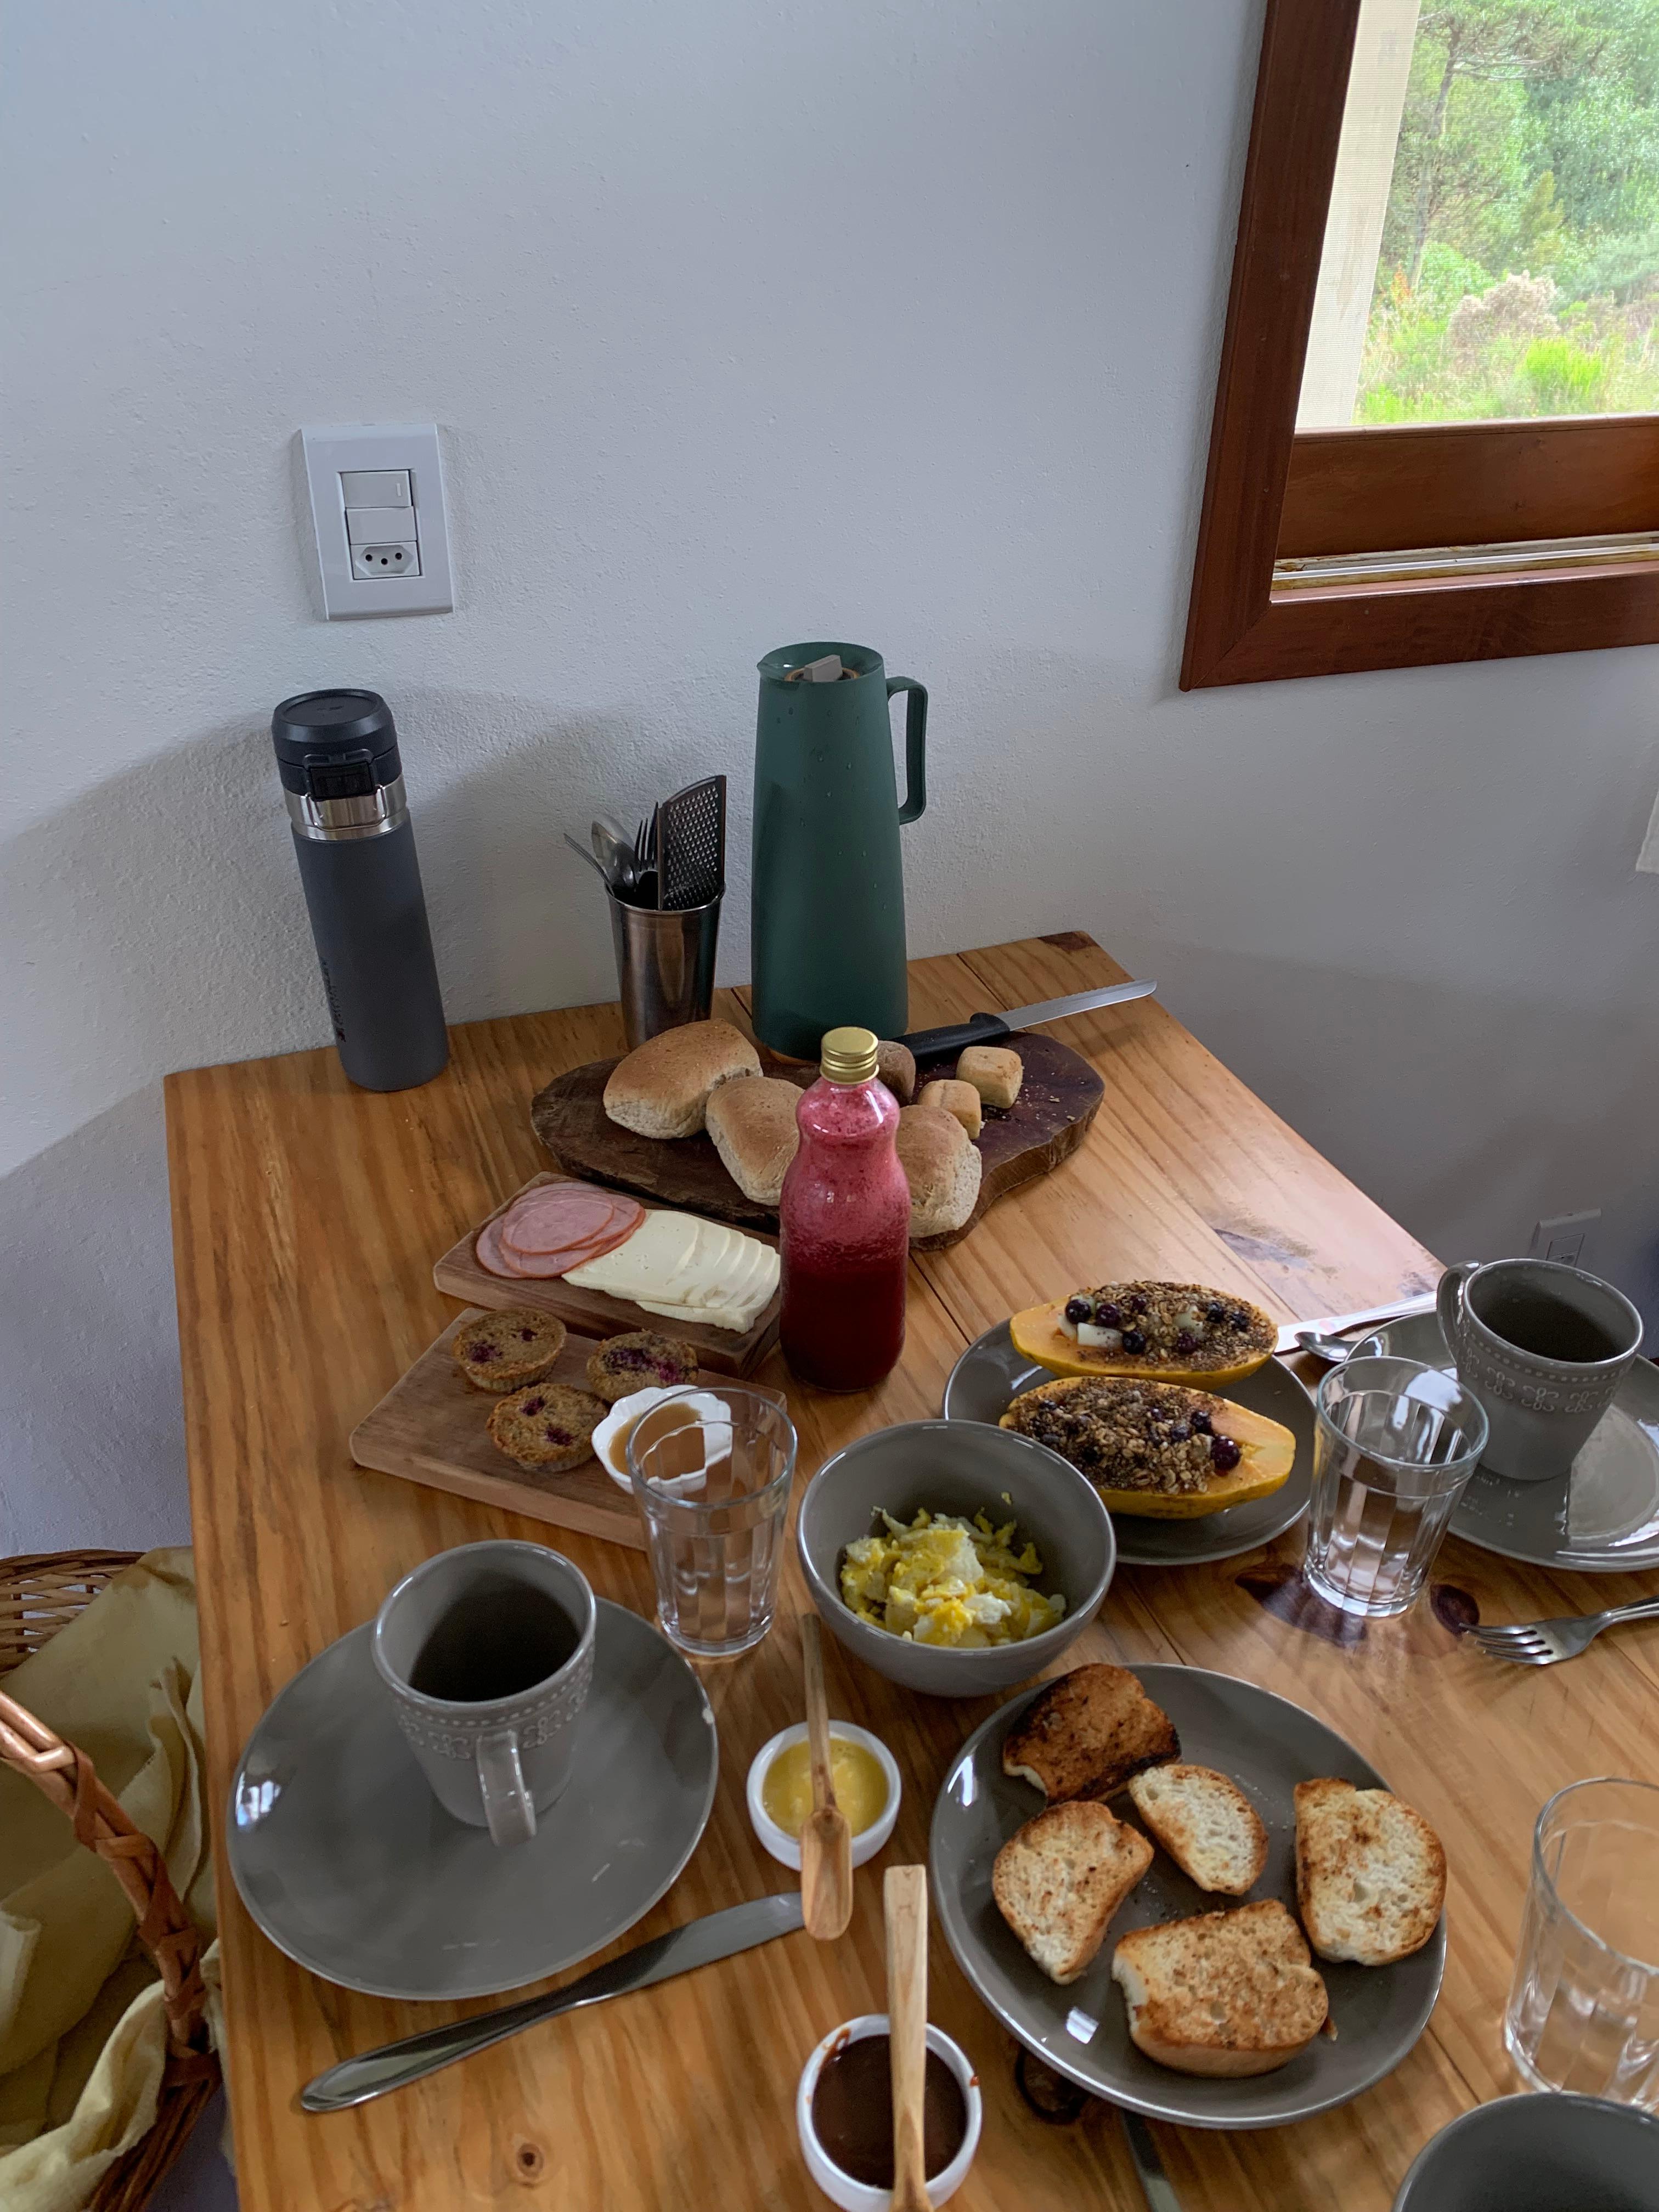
[563,1209,701,1300]
[566,1209,779,1331]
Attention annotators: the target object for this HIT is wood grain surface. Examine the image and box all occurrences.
[528,1029,1105,1252]
[166,936,1659,2212]
[350,1310,672,1551]
[432,1169,781,1376]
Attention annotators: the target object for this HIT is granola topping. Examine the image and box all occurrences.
[1059,1280,1273,1370]
[1005,1376,1242,1494]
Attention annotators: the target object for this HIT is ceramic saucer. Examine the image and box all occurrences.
[1373,1309,1659,1573]
[941,1319,1314,1566]
[227,1597,718,2000]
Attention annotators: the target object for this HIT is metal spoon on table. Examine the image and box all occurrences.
[1294,1329,1386,1365]
[798,1613,853,1942]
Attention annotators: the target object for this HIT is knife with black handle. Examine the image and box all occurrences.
[898,979,1156,1062]
[301,1891,803,2112]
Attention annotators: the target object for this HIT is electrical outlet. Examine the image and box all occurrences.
[351,540,420,579]
[1528,1209,1599,1269]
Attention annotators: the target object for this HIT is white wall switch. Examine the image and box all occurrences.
[1528,1209,1600,1269]
[300,425,453,618]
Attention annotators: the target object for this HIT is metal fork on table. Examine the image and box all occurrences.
[1471,1595,1659,1666]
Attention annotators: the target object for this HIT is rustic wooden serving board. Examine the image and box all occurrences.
[432,1172,780,1376]
[529,1029,1104,1253]
[350,1310,659,1549]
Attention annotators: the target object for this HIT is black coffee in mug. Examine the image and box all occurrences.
[1475,1284,1623,1366]
[409,1582,578,1703]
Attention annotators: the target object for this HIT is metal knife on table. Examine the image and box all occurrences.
[898,979,1156,1060]
[301,1892,803,2113]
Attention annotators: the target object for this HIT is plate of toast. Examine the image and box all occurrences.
[928,1662,1446,2126]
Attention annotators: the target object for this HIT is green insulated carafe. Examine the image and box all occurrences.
[750,641,927,1061]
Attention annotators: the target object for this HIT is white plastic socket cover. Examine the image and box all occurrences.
[301,426,453,618]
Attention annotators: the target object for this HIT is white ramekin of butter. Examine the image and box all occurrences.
[746,1723,901,1872]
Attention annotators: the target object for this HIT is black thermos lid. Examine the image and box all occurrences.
[271,689,403,799]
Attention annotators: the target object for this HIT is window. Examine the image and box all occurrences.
[1182,0,1659,687]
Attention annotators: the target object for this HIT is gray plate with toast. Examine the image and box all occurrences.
[941,1322,1315,1566]
[929,1664,1445,2128]
[1373,1308,1659,1573]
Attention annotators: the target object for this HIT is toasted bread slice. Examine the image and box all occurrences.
[1127,1764,1269,1895]
[1002,1665,1180,1803]
[1294,1778,1446,1965]
[1111,1900,1329,2076]
[994,1802,1154,1985]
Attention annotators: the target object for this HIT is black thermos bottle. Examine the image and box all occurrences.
[271,689,449,1092]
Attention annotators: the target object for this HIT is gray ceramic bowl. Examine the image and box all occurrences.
[1393,2092,1659,2211]
[795,1419,1115,1696]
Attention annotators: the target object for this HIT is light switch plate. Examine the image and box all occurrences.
[300,425,453,618]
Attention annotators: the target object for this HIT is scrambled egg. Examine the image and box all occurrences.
[839,1508,1066,1647]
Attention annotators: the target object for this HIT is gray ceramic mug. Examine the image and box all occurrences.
[372,1541,596,1848]
[1436,1257,1643,1483]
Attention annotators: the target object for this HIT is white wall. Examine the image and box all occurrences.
[4,0,1657,1554]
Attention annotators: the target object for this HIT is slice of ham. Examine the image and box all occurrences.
[475,1216,537,1277]
[501,1189,642,1255]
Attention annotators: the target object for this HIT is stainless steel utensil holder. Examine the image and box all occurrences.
[608,888,721,1049]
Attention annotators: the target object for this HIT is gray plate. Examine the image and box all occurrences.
[929,1663,1445,2128]
[227,1599,718,2001]
[942,1321,1314,1566]
[1374,1310,1659,1573]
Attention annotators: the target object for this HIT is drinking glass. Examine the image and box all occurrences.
[1302,1356,1488,1617]
[1505,1778,1659,2107]
[628,1386,797,1658]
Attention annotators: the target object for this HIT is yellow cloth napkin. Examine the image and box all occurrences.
[0,1549,221,2212]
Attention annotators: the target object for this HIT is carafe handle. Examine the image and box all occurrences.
[887,678,928,826]
[1436,1262,1477,1362]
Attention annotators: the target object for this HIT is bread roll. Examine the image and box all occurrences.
[874,1039,917,1105]
[895,1104,982,1239]
[602,1021,761,1139]
[705,1075,802,1205]
[918,1077,983,1140]
[957,1043,1023,1110]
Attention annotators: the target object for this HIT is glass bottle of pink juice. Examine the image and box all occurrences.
[779,1025,910,1390]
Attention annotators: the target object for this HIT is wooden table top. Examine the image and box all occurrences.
[165,930,1659,2212]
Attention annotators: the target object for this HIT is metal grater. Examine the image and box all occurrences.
[656,775,726,910]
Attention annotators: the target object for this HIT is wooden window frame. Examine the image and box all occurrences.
[1182,0,1659,688]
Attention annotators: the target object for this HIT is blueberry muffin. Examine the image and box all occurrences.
[585,1330,700,1403]
[451,1308,567,1393]
[486,1383,607,1472]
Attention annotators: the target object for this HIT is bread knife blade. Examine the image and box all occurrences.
[300,1891,804,2112]
[898,979,1156,1062]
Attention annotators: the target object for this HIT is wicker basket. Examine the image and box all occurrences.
[0,1549,221,2212]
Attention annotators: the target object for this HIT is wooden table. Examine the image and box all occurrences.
[166,931,1659,2211]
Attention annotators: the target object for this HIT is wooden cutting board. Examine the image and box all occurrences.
[432,1173,780,1377]
[350,1311,657,1549]
[529,1029,1104,1252]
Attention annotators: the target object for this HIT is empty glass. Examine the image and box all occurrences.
[1302,1356,1489,1617]
[1505,1778,1659,2107]
[628,1386,797,1658]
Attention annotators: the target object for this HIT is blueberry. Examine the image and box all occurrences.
[523,1397,544,1414]
[473,1342,499,1360]
[1169,1423,1190,1442]
[1210,1434,1242,1473]
[1206,1302,1226,1324]
[1128,1294,1148,1314]
[1064,1295,1092,1324]
[1175,1329,1198,1354]
[1097,1302,1124,1329]
[1121,1329,1147,1355]
[1190,1408,1212,1435]
[1230,1311,1249,1332]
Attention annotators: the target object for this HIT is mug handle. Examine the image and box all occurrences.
[888,678,928,826]
[1436,1262,1477,1361]
[476,1726,536,1849]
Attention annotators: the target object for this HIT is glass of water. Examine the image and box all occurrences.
[1302,1355,1488,1617]
[628,1385,797,1658]
[1505,1778,1659,2107]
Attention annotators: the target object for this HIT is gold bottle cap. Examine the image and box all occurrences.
[820,1025,879,1084]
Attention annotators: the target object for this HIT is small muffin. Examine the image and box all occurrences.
[586,1330,701,1403]
[451,1308,567,1393]
[487,1383,607,1472]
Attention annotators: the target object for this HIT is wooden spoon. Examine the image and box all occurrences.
[798,1613,852,1941]
[884,1863,933,2212]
